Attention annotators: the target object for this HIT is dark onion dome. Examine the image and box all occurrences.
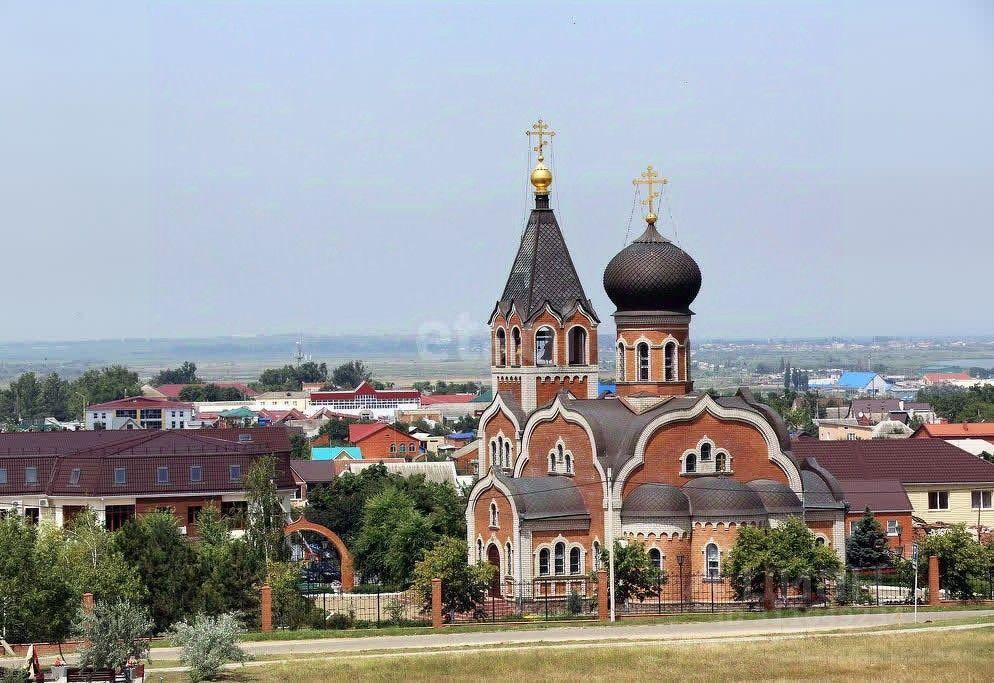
[603,223,702,314]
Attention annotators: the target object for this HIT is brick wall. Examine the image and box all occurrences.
[354,427,420,459]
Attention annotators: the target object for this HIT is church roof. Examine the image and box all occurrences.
[497,471,589,521]
[497,196,598,323]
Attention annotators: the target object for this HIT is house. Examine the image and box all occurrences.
[794,439,994,547]
[847,399,936,425]
[450,439,481,476]
[416,393,480,419]
[254,391,310,412]
[816,418,912,441]
[143,383,258,400]
[85,396,194,431]
[309,381,420,420]
[922,372,972,385]
[0,427,295,532]
[341,460,459,487]
[311,446,363,461]
[348,423,421,459]
[289,460,337,506]
[913,422,994,441]
[256,408,308,426]
[833,372,890,397]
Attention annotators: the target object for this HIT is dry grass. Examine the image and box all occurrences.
[157,626,994,682]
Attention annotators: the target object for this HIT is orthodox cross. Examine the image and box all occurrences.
[633,164,668,218]
[526,119,556,162]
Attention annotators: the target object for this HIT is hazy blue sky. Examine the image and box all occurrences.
[2,1,992,342]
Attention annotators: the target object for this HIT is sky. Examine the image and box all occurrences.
[1,1,992,343]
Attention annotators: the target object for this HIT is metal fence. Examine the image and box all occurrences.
[451,578,596,624]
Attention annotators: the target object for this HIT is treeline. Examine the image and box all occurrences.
[412,380,484,395]
[0,366,141,425]
[918,384,994,423]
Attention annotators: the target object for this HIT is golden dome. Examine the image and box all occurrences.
[645,211,658,225]
[530,161,553,194]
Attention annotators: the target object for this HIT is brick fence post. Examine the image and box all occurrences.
[928,555,940,606]
[82,592,95,616]
[431,578,443,629]
[763,573,776,611]
[597,569,609,621]
[260,585,273,632]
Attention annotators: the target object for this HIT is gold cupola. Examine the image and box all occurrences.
[526,118,555,195]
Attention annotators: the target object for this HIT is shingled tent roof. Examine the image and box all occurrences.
[496,195,598,323]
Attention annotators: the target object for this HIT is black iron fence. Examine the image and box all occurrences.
[450,578,596,624]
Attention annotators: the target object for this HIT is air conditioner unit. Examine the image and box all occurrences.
[38,499,50,508]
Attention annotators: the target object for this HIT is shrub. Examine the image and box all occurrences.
[0,668,29,683]
[567,589,583,616]
[412,537,495,617]
[77,600,153,671]
[169,613,247,683]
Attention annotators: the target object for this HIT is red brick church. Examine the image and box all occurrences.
[466,125,847,595]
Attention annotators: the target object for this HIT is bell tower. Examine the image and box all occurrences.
[489,120,599,412]
[603,165,702,397]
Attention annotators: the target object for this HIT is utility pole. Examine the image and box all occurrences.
[607,467,616,622]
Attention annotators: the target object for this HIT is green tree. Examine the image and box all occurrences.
[245,456,288,565]
[596,541,665,606]
[846,508,893,569]
[257,362,328,391]
[178,384,247,402]
[77,600,153,671]
[330,360,372,390]
[38,372,71,420]
[412,537,495,617]
[289,432,311,460]
[353,487,436,586]
[725,517,841,599]
[114,511,201,631]
[919,524,987,599]
[317,417,353,444]
[68,366,142,418]
[194,507,264,622]
[152,362,200,386]
[304,464,393,543]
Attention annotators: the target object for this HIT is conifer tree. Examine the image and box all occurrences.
[845,507,892,569]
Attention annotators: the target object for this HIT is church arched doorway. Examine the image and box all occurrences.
[486,543,501,596]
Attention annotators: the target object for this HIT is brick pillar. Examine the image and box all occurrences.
[597,569,609,620]
[260,585,273,632]
[928,555,940,606]
[431,578,443,629]
[82,593,95,616]
[763,573,776,611]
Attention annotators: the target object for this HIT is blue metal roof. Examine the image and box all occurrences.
[835,372,879,389]
[312,446,362,461]
[448,431,476,440]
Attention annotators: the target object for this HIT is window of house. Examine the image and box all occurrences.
[568,327,587,366]
[637,343,649,381]
[390,443,397,453]
[0,468,6,485]
[569,546,581,574]
[664,342,677,381]
[972,490,993,510]
[511,328,522,366]
[187,506,202,525]
[886,520,899,536]
[928,491,949,510]
[815,536,826,546]
[535,327,555,366]
[69,468,82,486]
[399,444,407,453]
[105,504,134,531]
[539,548,550,575]
[648,548,662,569]
[190,465,203,483]
[685,453,697,474]
[846,433,858,441]
[716,451,727,472]
[229,464,242,482]
[489,502,499,528]
[114,467,127,485]
[705,543,720,580]
[700,442,712,462]
[554,542,566,575]
[495,328,507,366]
[25,467,38,485]
[157,467,169,484]
[24,508,39,525]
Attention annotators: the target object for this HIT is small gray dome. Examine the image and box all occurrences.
[682,477,767,517]
[603,224,702,314]
[746,479,803,514]
[622,483,690,518]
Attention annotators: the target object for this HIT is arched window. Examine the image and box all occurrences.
[815,536,826,546]
[506,542,514,576]
[637,342,650,381]
[399,443,407,454]
[489,502,499,528]
[548,452,556,472]
[648,548,662,569]
[569,546,581,574]
[490,440,497,468]
[477,539,483,561]
[685,452,697,473]
[568,327,587,366]
[705,543,720,579]
[592,541,601,570]
[390,443,397,454]
[511,327,522,366]
[616,342,626,382]
[664,341,677,381]
[538,548,550,575]
[503,441,511,468]
[554,542,566,575]
[495,328,507,366]
[535,327,555,367]
[700,442,712,462]
[716,451,727,472]
[565,453,573,475]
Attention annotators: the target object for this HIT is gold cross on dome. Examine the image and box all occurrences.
[526,118,556,162]
[633,164,669,218]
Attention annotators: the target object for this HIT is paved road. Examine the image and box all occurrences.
[145,608,994,659]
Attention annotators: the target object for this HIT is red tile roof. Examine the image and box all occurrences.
[913,422,994,439]
[420,393,476,405]
[310,381,420,402]
[87,396,193,411]
[923,372,971,382]
[154,383,259,399]
[348,422,391,443]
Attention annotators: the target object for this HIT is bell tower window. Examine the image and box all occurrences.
[637,343,650,381]
[511,327,522,366]
[616,342,626,382]
[664,341,677,381]
[535,327,555,366]
[568,327,587,366]
[496,328,507,367]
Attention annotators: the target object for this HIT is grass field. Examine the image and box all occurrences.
[154,624,994,682]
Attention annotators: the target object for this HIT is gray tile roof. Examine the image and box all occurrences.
[621,483,690,519]
[682,477,769,518]
[495,470,589,520]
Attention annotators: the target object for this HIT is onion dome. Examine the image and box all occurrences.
[603,220,702,314]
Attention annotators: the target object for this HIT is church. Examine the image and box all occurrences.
[465,121,847,597]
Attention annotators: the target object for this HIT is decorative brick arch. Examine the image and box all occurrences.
[285,517,355,591]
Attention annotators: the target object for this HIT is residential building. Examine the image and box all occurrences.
[833,372,890,397]
[794,439,994,545]
[922,372,972,385]
[0,427,295,532]
[309,381,420,420]
[816,419,912,441]
[85,396,194,431]
[254,391,310,412]
[847,399,936,425]
[311,446,363,461]
[348,423,421,459]
[913,422,994,442]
